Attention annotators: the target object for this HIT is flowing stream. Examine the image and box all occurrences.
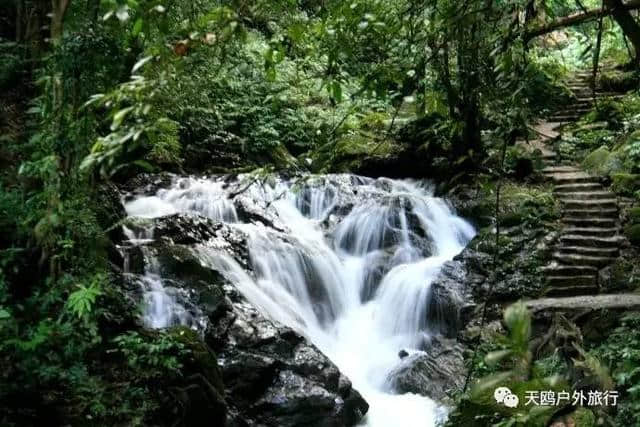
[123,174,475,426]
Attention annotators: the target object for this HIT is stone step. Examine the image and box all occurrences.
[562,208,619,218]
[546,274,596,287]
[549,115,582,122]
[574,93,625,101]
[550,172,599,184]
[542,166,580,174]
[555,191,614,200]
[560,199,617,209]
[525,294,640,316]
[559,234,622,248]
[542,284,600,297]
[541,265,598,276]
[555,106,593,114]
[562,217,617,228]
[553,252,616,267]
[554,182,604,192]
[558,245,619,258]
[563,227,619,237]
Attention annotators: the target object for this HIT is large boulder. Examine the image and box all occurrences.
[211,299,368,426]
[117,210,369,426]
[427,260,476,338]
[386,335,465,402]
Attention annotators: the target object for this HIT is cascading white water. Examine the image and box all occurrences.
[124,174,475,426]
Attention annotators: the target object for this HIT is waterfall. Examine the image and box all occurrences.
[123,174,475,426]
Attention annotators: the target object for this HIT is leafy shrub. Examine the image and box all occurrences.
[584,98,624,129]
[591,314,640,426]
[0,39,25,91]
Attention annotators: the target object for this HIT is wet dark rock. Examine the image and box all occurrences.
[120,172,176,198]
[234,196,288,233]
[95,182,128,242]
[116,198,368,426]
[168,327,228,426]
[386,335,465,402]
[152,214,223,245]
[117,243,146,274]
[445,184,494,228]
[398,349,409,359]
[428,260,475,338]
[183,131,246,174]
[211,292,369,426]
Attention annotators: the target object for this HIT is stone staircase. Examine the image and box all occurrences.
[541,164,623,295]
[548,69,625,123]
[535,67,632,295]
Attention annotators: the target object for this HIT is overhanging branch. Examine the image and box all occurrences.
[524,0,640,41]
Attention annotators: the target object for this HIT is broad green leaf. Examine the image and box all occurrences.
[111,107,134,131]
[132,56,153,74]
[132,18,143,37]
[485,349,513,366]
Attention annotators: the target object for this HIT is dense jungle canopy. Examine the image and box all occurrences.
[1,0,640,426]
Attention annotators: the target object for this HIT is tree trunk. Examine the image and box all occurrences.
[604,0,640,62]
[88,0,100,23]
[16,0,24,42]
[456,23,483,161]
[524,0,640,41]
[50,0,71,41]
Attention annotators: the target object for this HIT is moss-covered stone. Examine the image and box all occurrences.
[612,173,640,196]
[168,327,227,426]
[599,257,640,291]
[625,224,640,246]
[498,211,524,227]
[311,131,401,173]
[598,70,640,92]
[570,407,596,427]
[582,146,611,175]
[629,207,640,224]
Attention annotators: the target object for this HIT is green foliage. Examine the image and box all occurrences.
[81,68,182,177]
[612,173,640,196]
[483,302,533,380]
[66,274,104,319]
[2,0,640,425]
[625,224,640,246]
[498,183,559,228]
[0,39,26,90]
[448,303,565,427]
[624,133,640,173]
[584,98,624,129]
[591,314,640,426]
[113,331,187,379]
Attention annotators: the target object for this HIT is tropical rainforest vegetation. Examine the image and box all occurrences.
[1,0,640,426]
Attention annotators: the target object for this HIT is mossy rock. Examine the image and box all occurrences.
[582,146,611,175]
[269,143,299,170]
[311,132,401,172]
[600,257,640,291]
[612,173,640,196]
[570,407,596,427]
[625,224,640,246]
[360,111,390,131]
[170,327,224,392]
[598,71,640,92]
[168,327,227,425]
[628,207,640,224]
[499,211,525,227]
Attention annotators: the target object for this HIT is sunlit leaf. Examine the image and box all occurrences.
[131,56,153,74]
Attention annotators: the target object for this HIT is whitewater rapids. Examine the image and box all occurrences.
[124,174,475,426]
